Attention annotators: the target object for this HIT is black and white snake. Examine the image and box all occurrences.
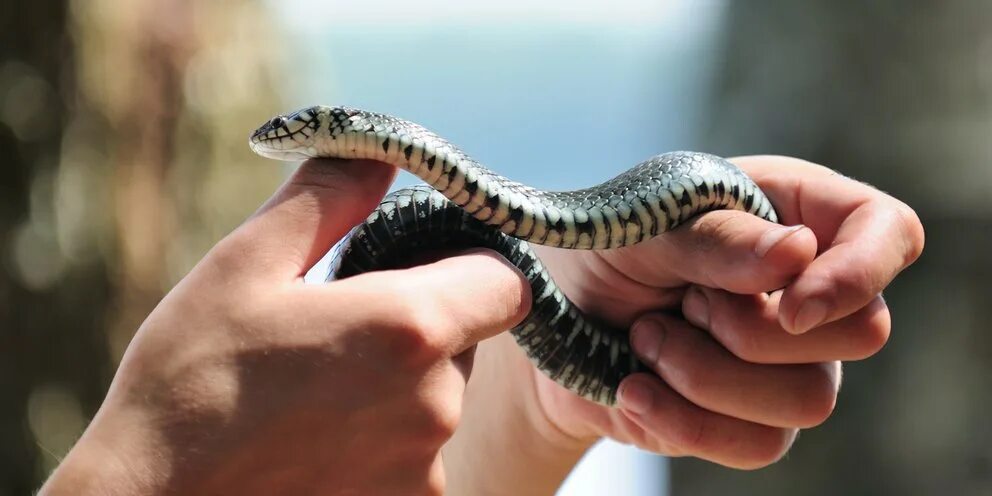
[249,105,778,406]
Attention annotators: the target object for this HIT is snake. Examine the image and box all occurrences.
[249,105,778,406]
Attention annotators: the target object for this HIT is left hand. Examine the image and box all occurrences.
[446,155,924,485]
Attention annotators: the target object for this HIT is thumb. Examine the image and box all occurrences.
[306,249,533,357]
[213,158,396,280]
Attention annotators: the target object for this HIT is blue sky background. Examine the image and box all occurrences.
[274,1,731,493]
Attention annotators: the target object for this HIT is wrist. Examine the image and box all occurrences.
[444,334,596,495]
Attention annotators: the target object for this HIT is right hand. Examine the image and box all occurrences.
[41,159,531,496]
[445,156,923,495]
[523,156,922,467]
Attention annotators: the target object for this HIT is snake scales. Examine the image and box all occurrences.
[249,106,778,406]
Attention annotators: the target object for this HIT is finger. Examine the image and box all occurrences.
[730,156,925,333]
[213,158,396,280]
[630,313,841,428]
[297,249,532,359]
[683,286,890,363]
[617,374,798,469]
[598,209,818,294]
[779,200,923,333]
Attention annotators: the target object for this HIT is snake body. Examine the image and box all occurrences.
[249,106,778,406]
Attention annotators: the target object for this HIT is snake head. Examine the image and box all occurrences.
[249,106,326,161]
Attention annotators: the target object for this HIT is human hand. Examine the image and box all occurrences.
[445,155,924,488]
[41,159,531,495]
[530,155,925,468]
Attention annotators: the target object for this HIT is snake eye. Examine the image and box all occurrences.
[269,116,285,129]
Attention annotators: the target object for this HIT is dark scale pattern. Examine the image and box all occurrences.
[330,187,643,405]
[250,106,781,406]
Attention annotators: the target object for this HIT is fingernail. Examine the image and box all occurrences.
[619,380,654,415]
[632,319,666,364]
[755,225,806,258]
[792,298,828,334]
[683,287,710,329]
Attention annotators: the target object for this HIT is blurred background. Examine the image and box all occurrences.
[1,0,989,494]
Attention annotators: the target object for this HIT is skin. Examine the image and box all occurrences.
[40,156,924,495]
[445,156,924,494]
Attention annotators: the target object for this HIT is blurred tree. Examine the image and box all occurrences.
[1,0,283,492]
[0,1,111,494]
[675,2,992,495]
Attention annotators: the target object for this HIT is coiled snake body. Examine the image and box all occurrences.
[250,106,778,406]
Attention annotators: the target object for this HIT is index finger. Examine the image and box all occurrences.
[733,156,925,334]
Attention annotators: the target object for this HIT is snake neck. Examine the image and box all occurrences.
[316,107,554,234]
[313,107,777,250]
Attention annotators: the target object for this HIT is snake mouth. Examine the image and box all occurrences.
[247,130,302,161]
[248,142,313,161]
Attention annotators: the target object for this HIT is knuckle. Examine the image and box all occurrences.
[832,262,879,300]
[796,362,840,427]
[851,297,891,358]
[380,289,452,365]
[414,398,462,446]
[393,317,449,365]
[893,202,925,265]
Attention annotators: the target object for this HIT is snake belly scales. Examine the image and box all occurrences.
[249,106,778,406]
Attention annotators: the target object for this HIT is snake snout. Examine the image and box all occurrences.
[249,106,323,161]
[248,115,281,143]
